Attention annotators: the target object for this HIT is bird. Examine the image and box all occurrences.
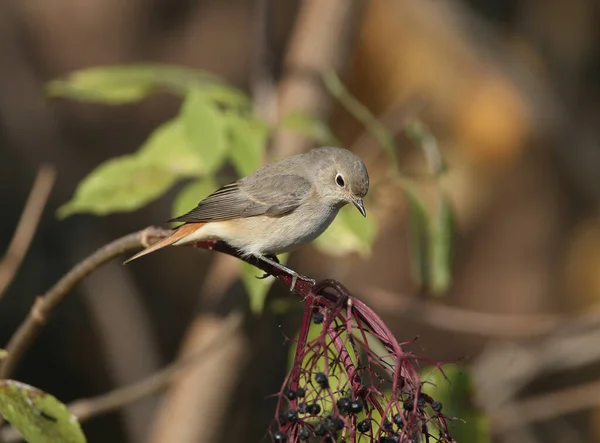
[124,146,370,289]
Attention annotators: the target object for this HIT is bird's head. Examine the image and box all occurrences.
[312,147,370,217]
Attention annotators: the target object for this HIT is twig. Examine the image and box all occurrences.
[323,71,398,167]
[362,286,562,338]
[0,227,168,379]
[251,0,277,124]
[272,0,365,158]
[0,314,243,442]
[472,312,600,412]
[492,378,600,434]
[0,226,313,380]
[349,95,428,163]
[0,166,55,300]
[73,312,242,420]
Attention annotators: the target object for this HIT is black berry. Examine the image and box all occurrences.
[349,398,364,413]
[285,409,298,423]
[315,372,329,388]
[273,431,287,443]
[308,403,321,415]
[313,312,324,324]
[336,397,351,413]
[432,400,443,412]
[393,413,404,428]
[298,427,310,441]
[296,387,306,398]
[285,389,296,401]
[314,422,327,437]
[326,415,344,431]
[357,419,371,433]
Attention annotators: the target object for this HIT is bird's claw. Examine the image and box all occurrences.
[256,272,271,280]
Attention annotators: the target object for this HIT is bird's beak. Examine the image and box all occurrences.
[352,198,366,217]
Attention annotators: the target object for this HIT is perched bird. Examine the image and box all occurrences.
[125,146,369,288]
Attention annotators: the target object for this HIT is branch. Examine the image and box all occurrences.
[491,378,600,434]
[0,166,55,300]
[0,313,243,443]
[362,286,562,338]
[0,226,315,380]
[272,0,365,158]
[0,227,167,379]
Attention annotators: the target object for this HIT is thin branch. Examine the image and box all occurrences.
[272,0,365,158]
[0,314,243,442]
[0,227,168,379]
[362,287,562,338]
[0,226,314,380]
[0,166,56,300]
[251,0,277,124]
[492,378,600,434]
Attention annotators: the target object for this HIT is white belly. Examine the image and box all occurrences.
[175,203,342,256]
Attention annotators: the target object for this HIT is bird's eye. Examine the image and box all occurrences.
[335,173,345,187]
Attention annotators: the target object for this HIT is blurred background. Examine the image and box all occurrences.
[1,0,600,442]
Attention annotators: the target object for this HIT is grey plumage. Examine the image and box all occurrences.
[125,146,369,270]
[170,175,313,222]
[171,146,369,225]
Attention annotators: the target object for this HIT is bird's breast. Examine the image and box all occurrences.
[222,203,341,256]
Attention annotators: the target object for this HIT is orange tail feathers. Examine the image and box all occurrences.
[123,223,205,264]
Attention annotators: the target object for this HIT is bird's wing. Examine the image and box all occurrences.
[170,174,313,223]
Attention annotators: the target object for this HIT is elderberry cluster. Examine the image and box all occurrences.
[270,282,455,442]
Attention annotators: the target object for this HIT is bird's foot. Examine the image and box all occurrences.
[255,254,314,292]
[255,254,279,279]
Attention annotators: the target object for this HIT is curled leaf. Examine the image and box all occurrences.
[429,194,454,295]
[405,185,454,295]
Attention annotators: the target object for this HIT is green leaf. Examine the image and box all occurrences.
[46,64,220,104]
[313,205,377,257]
[0,380,86,443]
[280,112,340,146]
[227,115,268,177]
[405,186,454,295]
[57,155,177,218]
[405,187,429,289]
[0,349,7,360]
[171,177,217,221]
[181,89,229,174]
[138,119,204,176]
[429,194,454,295]
[421,365,490,443]
[241,255,288,314]
[201,84,252,109]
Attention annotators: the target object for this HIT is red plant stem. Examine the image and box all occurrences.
[289,295,318,389]
[185,240,453,440]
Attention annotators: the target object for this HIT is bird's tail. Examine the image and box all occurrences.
[123,223,205,264]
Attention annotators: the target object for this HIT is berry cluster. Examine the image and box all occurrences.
[269,280,454,442]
